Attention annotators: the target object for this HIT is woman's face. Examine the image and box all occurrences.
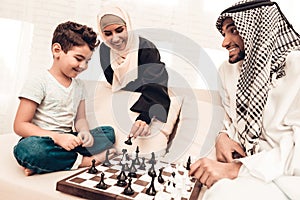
[102,24,128,51]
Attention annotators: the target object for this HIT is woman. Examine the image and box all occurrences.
[97,6,170,139]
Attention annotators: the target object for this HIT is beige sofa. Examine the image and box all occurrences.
[1,80,299,199]
[0,80,223,199]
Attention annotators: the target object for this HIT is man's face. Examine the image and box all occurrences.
[221,18,245,63]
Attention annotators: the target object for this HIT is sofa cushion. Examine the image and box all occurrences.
[162,90,225,164]
[84,81,183,156]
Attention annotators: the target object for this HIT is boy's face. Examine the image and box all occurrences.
[221,18,245,64]
[53,43,93,78]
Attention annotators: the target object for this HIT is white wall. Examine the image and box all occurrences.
[0,0,299,134]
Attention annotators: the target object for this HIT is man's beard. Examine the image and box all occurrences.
[229,50,245,64]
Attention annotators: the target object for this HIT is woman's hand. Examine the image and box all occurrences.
[129,120,150,138]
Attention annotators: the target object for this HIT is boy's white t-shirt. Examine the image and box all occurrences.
[19,70,86,133]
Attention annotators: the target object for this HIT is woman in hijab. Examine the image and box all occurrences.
[97,6,170,140]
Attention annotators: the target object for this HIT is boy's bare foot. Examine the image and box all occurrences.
[21,166,35,176]
[80,148,117,167]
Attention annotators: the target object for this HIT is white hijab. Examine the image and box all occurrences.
[97,6,139,92]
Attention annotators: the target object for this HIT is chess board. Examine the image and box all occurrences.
[56,154,202,200]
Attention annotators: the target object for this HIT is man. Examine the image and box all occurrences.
[189,0,300,199]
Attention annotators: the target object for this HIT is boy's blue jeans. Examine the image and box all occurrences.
[13,126,115,174]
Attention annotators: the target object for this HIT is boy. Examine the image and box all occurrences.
[13,21,115,176]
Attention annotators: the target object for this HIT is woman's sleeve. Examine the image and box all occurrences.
[128,42,170,124]
[99,43,114,85]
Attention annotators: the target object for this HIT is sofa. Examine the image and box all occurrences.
[0,79,223,199]
[1,80,299,199]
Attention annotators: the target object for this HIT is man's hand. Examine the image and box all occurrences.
[129,120,150,138]
[77,131,94,147]
[189,157,242,188]
[215,132,246,163]
[51,133,82,151]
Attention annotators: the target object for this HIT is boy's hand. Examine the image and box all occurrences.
[52,133,82,151]
[77,131,94,147]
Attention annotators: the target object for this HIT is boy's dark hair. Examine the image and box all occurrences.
[52,21,99,53]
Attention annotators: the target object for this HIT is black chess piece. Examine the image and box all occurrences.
[124,136,132,145]
[87,159,98,174]
[125,153,130,161]
[148,162,156,177]
[146,172,157,196]
[157,168,164,183]
[96,172,108,190]
[128,159,137,178]
[116,170,127,187]
[138,157,146,170]
[123,177,134,195]
[134,146,140,165]
[102,149,112,167]
[148,152,156,164]
[186,156,191,170]
[124,162,130,171]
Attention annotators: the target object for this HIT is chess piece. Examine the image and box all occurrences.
[148,152,156,164]
[128,159,137,178]
[123,177,134,195]
[186,156,191,170]
[116,170,127,187]
[125,153,130,161]
[157,168,165,184]
[134,146,140,165]
[87,159,98,174]
[138,157,146,170]
[146,172,157,196]
[102,149,112,167]
[124,136,132,145]
[119,149,127,165]
[96,172,108,190]
[124,162,130,171]
[148,162,156,177]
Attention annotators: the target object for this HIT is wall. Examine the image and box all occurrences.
[0,0,299,134]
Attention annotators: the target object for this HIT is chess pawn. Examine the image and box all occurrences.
[148,162,156,177]
[157,168,164,184]
[87,159,98,174]
[138,157,146,170]
[123,178,134,196]
[96,172,108,190]
[116,170,127,187]
[102,149,112,167]
[128,159,137,178]
[119,149,127,165]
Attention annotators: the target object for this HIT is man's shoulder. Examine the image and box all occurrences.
[218,60,242,74]
[286,50,300,61]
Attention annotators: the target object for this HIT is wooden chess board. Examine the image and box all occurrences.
[56,154,202,200]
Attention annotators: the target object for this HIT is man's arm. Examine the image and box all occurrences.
[189,157,242,188]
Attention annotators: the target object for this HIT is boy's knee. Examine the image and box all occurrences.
[14,136,52,159]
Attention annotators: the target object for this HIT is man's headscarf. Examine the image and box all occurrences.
[216,0,300,155]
